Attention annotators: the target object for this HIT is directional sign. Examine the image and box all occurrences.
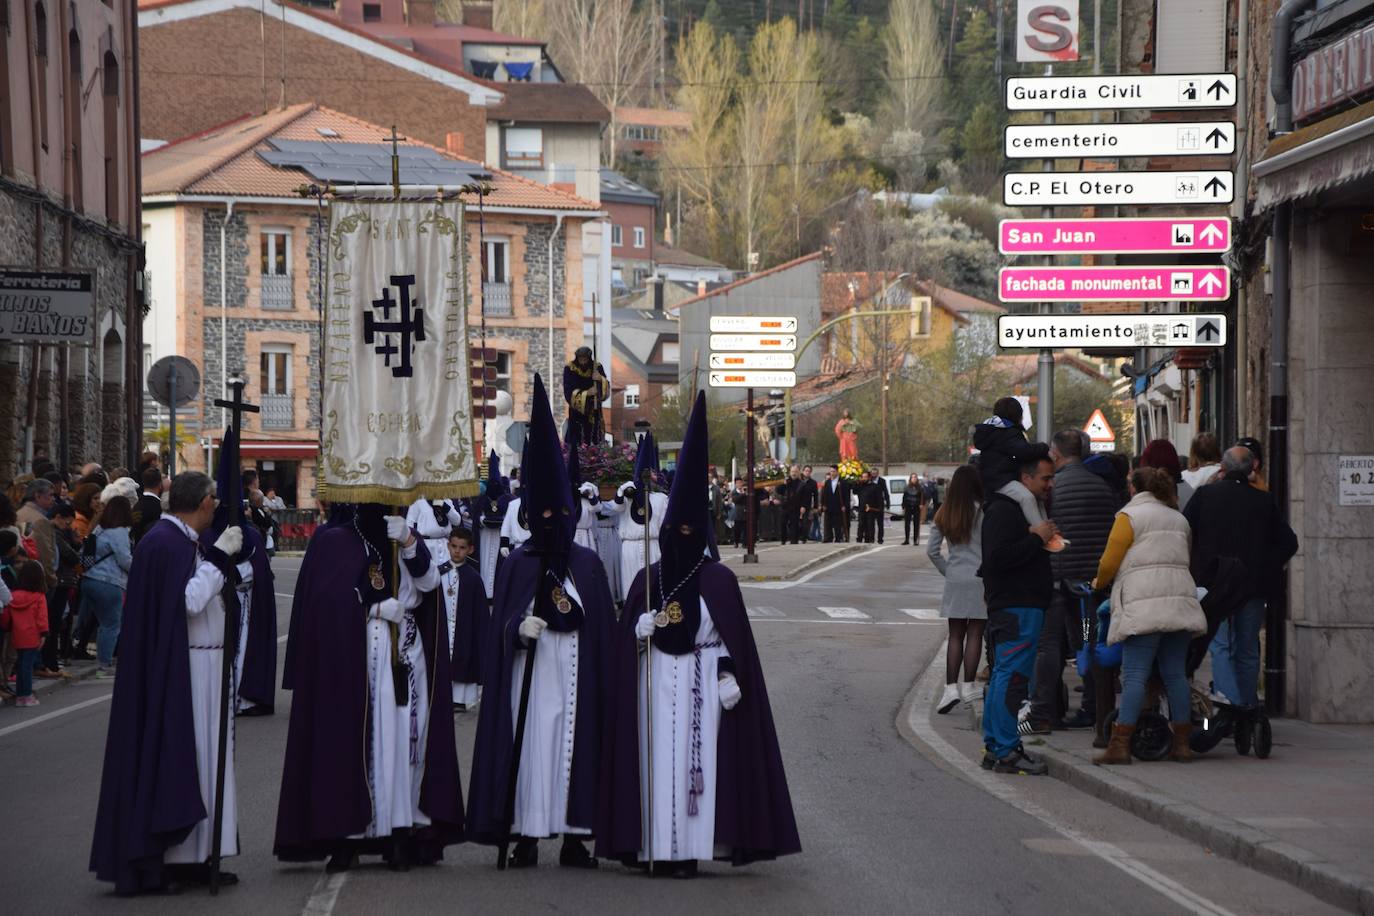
[1000,266,1230,302]
[1005,73,1237,110]
[708,370,797,389]
[709,315,798,334]
[997,314,1228,349]
[999,217,1231,255]
[1005,121,1234,158]
[1004,170,1233,206]
[708,333,797,352]
[708,352,797,370]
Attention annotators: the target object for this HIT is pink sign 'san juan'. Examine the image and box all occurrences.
[999,218,1231,254]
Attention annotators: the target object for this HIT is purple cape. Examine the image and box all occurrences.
[451,560,488,684]
[596,560,801,864]
[464,543,614,844]
[273,528,464,860]
[237,526,278,710]
[89,518,207,893]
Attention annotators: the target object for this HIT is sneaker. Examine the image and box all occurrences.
[1061,709,1095,729]
[994,746,1047,775]
[960,681,983,703]
[93,668,116,680]
[979,749,997,770]
[1018,718,1052,736]
[936,683,961,715]
[16,696,40,708]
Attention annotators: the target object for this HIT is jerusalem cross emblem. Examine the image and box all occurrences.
[363,274,426,378]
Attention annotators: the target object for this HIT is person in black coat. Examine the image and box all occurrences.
[901,474,924,545]
[973,397,1046,501]
[856,472,887,544]
[819,465,851,543]
[131,467,164,545]
[729,478,760,548]
[979,454,1058,775]
[1183,446,1298,708]
[781,469,810,545]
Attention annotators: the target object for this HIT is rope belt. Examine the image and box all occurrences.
[688,639,723,817]
[189,644,224,650]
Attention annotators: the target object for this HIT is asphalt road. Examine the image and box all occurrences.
[0,538,1340,915]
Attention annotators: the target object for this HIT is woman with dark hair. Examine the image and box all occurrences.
[80,495,134,678]
[1140,439,1195,510]
[901,473,925,546]
[927,465,987,714]
[71,483,103,540]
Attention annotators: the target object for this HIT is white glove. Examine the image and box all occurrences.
[213,526,243,557]
[499,545,511,559]
[372,598,403,623]
[617,481,636,499]
[635,612,657,640]
[580,483,599,500]
[385,515,410,542]
[518,615,547,642]
[718,674,742,711]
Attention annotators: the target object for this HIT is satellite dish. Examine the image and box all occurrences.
[147,355,201,408]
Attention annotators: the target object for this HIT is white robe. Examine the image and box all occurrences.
[510,577,589,839]
[164,517,239,865]
[440,561,481,706]
[638,599,730,862]
[478,526,502,596]
[592,511,622,599]
[501,498,530,549]
[232,559,255,713]
[573,498,607,552]
[354,539,440,840]
[609,492,667,602]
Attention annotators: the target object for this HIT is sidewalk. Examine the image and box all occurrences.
[1028,715,1374,914]
[1,658,100,707]
[716,540,872,580]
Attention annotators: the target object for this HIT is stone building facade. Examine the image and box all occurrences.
[1,0,143,480]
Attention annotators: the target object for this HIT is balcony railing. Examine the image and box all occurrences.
[483,281,513,317]
[260,393,294,429]
[261,274,294,310]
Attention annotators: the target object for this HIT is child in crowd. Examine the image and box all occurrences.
[973,397,1051,526]
[0,530,19,701]
[2,560,50,707]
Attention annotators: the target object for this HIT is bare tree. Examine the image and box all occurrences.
[881,0,943,133]
[490,0,549,36]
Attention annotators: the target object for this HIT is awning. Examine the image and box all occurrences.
[211,438,319,460]
[1253,98,1374,210]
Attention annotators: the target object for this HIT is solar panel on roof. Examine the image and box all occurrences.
[257,138,491,186]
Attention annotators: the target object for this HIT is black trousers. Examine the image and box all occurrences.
[823,510,847,542]
[858,511,875,543]
[782,513,803,544]
[903,509,921,543]
[41,586,73,670]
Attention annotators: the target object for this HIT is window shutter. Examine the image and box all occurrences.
[1154,0,1225,74]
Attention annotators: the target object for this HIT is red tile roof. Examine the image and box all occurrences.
[142,103,601,212]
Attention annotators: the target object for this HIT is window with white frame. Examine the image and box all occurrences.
[484,238,510,283]
[624,384,640,408]
[633,226,646,248]
[492,351,513,393]
[611,224,623,246]
[260,229,291,276]
[260,345,292,395]
[504,127,543,168]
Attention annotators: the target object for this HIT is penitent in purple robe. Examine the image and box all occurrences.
[596,560,801,865]
[273,524,464,861]
[89,519,216,894]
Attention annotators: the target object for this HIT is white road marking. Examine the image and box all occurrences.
[900,608,941,620]
[742,544,893,589]
[751,617,936,626]
[0,693,112,738]
[818,606,870,620]
[747,605,785,618]
[301,870,348,916]
[905,653,1237,916]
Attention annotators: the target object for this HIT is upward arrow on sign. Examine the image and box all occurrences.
[1198,271,1225,294]
[1199,222,1225,244]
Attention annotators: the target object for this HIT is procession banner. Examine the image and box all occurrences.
[322,199,478,503]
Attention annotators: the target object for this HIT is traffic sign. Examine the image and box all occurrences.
[1005,73,1236,110]
[1084,409,1116,452]
[708,352,797,370]
[709,315,798,334]
[147,355,202,407]
[999,217,1231,255]
[997,314,1228,349]
[1005,121,1234,158]
[708,333,797,352]
[999,266,1230,302]
[708,370,797,389]
[1004,170,1233,206]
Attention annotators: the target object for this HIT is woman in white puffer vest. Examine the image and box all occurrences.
[1091,467,1206,766]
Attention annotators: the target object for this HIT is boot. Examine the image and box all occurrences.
[1093,723,1134,765]
[1169,723,1195,762]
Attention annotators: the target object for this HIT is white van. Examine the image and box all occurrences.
[879,475,910,521]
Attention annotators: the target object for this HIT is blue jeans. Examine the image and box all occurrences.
[82,578,125,668]
[15,648,38,697]
[1118,630,1193,726]
[1208,596,1265,706]
[983,606,1043,758]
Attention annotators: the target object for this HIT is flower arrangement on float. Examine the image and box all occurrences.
[752,459,786,489]
[837,458,871,483]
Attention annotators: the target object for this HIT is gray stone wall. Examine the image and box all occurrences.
[0,186,136,478]
[202,207,249,314]
[522,222,567,319]
[201,316,321,431]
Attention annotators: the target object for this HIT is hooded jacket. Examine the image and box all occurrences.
[1,589,50,649]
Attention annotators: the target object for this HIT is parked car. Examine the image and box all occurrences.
[879,475,908,521]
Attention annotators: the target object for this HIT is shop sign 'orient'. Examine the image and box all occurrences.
[999,217,1231,254]
[1292,23,1374,123]
[1005,73,1236,110]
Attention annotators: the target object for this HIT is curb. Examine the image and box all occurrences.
[1,660,102,708]
[1034,736,1374,914]
[737,544,868,581]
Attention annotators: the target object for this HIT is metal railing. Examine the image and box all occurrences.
[260,392,294,429]
[261,274,294,310]
[483,281,513,316]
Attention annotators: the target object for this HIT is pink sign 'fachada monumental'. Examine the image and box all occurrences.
[999,266,1231,302]
[999,217,1231,255]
